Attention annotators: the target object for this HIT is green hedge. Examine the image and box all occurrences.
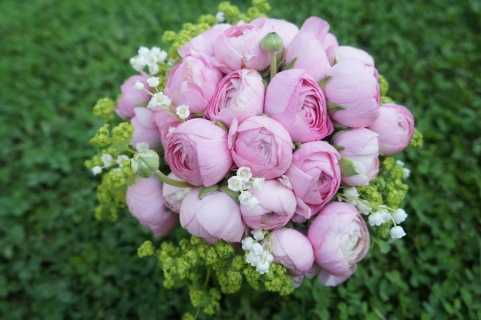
[1,0,480,318]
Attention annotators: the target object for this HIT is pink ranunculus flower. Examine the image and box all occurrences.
[265,69,333,142]
[286,141,341,220]
[116,75,150,119]
[308,202,370,282]
[325,60,380,128]
[269,228,314,275]
[126,177,177,237]
[251,17,299,48]
[317,269,355,287]
[131,107,161,148]
[214,22,271,72]
[153,109,180,148]
[165,118,232,187]
[285,17,331,81]
[228,116,294,179]
[162,173,191,213]
[205,69,265,126]
[368,103,415,155]
[180,189,245,243]
[333,128,379,186]
[335,46,375,67]
[240,179,296,230]
[323,33,339,65]
[165,54,222,113]
[179,24,231,61]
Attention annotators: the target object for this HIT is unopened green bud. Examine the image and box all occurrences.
[131,149,159,177]
[261,32,284,54]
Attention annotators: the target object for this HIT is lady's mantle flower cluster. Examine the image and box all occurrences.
[241,230,274,274]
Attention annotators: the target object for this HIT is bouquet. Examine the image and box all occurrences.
[86,0,422,317]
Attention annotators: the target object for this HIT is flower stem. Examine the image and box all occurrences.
[220,186,239,202]
[270,53,278,79]
[155,170,191,188]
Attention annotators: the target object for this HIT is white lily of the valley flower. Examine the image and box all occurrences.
[116,155,130,166]
[101,153,113,168]
[91,166,102,175]
[368,211,390,226]
[147,92,171,110]
[343,187,359,201]
[147,76,160,88]
[252,229,265,241]
[135,142,149,152]
[227,176,244,192]
[356,199,371,215]
[392,208,408,224]
[390,226,406,239]
[403,168,411,179]
[175,104,190,120]
[236,166,252,181]
[216,11,225,23]
[241,237,255,251]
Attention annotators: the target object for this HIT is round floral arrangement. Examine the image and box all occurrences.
[86,0,422,317]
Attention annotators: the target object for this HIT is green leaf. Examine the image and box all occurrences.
[340,158,358,176]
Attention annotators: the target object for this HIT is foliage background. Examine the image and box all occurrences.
[1,0,480,318]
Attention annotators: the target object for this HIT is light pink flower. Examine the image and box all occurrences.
[265,69,333,142]
[325,60,380,128]
[228,116,294,179]
[116,75,150,119]
[368,103,415,155]
[323,33,339,65]
[126,177,177,237]
[269,228,314,275]
[180,189,245,243]
[214,22,271,72]
[131,107,161,148]
[333,128,379,186]
[251,17,299,48]
[285,17,331,81]
[179,24,231,62]
[162,173,190,213]
[165,55,222,113]
[335,46,375,67]
[317,269,355,287]
[308,202,369,280]
[286,141,341,220]
[205,69,264,126]
[165,119,232,187]
[153,109,180,148]
[240,180,296,230]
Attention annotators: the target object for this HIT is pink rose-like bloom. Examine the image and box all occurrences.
[214,22,270,72]
[228,116,294,179]
[333,128,379,186]
[165,119,232,187]
[205,69,265,126]
[179,24,231,61]
[269,228,314,275]
[265,69,333,142]
[240,180,296,230]
[153,109,180,148]
[116,75,150,119]
[180,189,245,243]
[308,202,370,283]
[286,141,341,220]
[325,60,380,128]
[162,173,191,213]
[251,17,299,48]
[335,46,375,67]
[323,33,339,65]
[285,17,332,81]
[368,103,415,155]
[165,55,222,113]
[126,177,177,237]
[318,269,355,287]
[131,108,161,148]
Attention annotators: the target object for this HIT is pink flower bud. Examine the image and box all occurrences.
[205,69,265,126]
[165,55,222,113]
[325,60,380,128]
[335,46,375,67]
[333,128,379,186]
[116,75,150,119]
[368,103,415,155]
[228,116,294,179]
[286,141,341,220]
[265,69,333,142]
[126,177,177,237]
[323,33,339,65]
[240,180,296,230]
[308,202,370,278]
[180,189,245,243]
[131,107,161,148]
[285,17,331,81]
[165,119,232,187]
[269,228,314,275]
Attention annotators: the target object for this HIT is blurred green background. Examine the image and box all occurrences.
[1,0,480,319]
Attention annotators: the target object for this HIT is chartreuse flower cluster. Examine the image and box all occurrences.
[138,236,293,318]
